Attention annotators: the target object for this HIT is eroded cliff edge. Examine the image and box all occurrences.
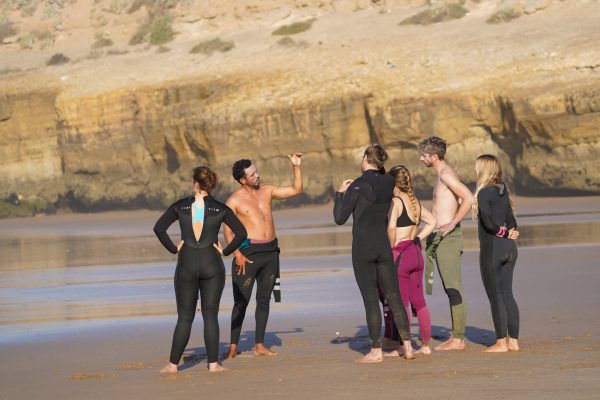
[1,0,599,215]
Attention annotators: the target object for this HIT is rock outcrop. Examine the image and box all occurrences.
[0,0,599,215]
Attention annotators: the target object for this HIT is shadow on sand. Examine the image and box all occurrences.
[179,327,305,369]
[330,324,496,355]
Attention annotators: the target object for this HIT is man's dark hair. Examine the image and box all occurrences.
[232,159,252,183]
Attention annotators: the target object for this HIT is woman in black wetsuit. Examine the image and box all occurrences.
[474,155,520,353]
[154,166,247,373]
[334,144,414,363]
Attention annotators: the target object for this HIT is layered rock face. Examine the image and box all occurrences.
[1,0,599,215]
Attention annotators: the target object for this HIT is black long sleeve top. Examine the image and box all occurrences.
[153,194,247,256]
[477,183,517,241]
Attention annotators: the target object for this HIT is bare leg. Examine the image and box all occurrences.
[507,337,520,352]
[207,362,227,372]
[484,338,509,353]
[254,343,277,356]
[225,344,238,359]
[159,362,178,374]
[434,337,465,351]
[403,340,415,360]
[355,348,384,364]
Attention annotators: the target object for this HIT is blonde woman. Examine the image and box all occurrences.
[382,165,437,355]
[474,155,520,353]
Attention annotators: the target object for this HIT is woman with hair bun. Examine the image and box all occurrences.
[154,166,247,373]
[381,165,437,355]
[334,144,415,363]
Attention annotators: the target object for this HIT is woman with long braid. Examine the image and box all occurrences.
[382,165,437,355]
[474,155,520,353]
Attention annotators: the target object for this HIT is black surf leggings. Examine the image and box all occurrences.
[353,246,411,347]
[230,251,278,346]
[169,245,225,364]
[480,239,520,339]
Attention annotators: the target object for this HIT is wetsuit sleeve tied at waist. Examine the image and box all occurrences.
[424,232,440,295]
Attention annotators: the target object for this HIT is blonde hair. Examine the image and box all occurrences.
[473,154,514,217]
[389,165,419,223]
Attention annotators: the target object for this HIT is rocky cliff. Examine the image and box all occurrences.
[1,0,599,215]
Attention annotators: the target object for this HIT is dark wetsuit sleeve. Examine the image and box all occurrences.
[333,179,373,225]
[222,207,247,256]
[153,203,179,254]
[505,199,517,230]
[333,186,360,225]
[477,190,509,238]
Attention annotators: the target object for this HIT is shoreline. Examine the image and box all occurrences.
[1,195,600,236]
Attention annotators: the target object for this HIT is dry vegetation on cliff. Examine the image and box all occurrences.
[0,0,599,216]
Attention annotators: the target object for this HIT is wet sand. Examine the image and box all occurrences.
[1,197,600,399]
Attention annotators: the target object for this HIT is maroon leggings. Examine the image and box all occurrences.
[382,240,431,345]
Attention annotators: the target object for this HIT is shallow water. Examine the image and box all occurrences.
[1,215,600,338]
[1,221,599,271]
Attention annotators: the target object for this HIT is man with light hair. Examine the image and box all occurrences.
[418,136,473,351]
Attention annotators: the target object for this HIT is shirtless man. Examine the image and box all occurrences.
[224,153,303,358]
[418,137,474,351]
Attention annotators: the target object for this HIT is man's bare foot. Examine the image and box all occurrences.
[415,345,432,355]
[224,344,238,359]
[434,337,465,351]
[159,363,178,374]
[507,337,520,352]
[254,343,277,356]
[355,348,384,364]
[484,339,509,353]
[382,337,400,352]
[402,340,415,360]
[207,362,228,373]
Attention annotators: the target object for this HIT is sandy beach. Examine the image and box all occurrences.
[1,196,600,399]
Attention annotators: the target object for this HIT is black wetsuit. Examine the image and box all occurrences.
[334,169,411,347]
[477,184,520,340]
[230,238,280,346]
[154,194,247,364]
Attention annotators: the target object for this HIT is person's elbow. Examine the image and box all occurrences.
[463,192,474,208]
[153,223,162,237]
[238,226,248,242]
[333,213,347,225]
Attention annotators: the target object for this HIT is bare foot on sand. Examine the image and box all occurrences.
[355,348,384,364]
[159,363,178,374]
[484,339,509,353]
[434,337,465,351]
[507,337,520,352]
[207,362,228,372]
[415,345,432,355]
[254,343,277,356]
[225,344,238,359]
[402,340,415,360]
[383,349,401,357]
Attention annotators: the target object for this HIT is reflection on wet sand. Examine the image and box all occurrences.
[1,221,599,270]
[1,217,599,334]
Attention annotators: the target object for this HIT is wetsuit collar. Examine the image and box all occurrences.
[363,168,381,176]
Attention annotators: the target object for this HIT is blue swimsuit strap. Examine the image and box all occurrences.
[192,201,204,223]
